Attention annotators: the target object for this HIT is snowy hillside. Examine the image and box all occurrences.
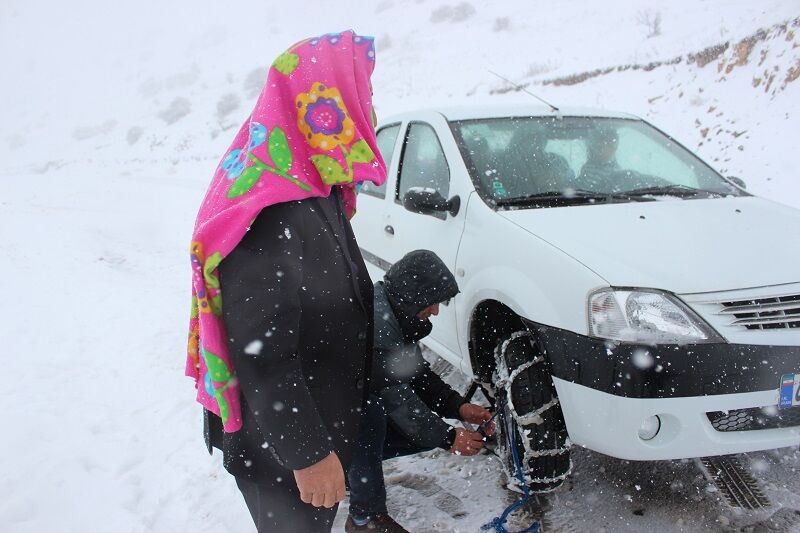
[1,1,799,532]
[526,18,800,205]
[1,1,797,204]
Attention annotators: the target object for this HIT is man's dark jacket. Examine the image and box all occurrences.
[372,250,465,449]
[204,192,374,483]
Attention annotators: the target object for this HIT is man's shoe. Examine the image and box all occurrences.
[344,514,410,533]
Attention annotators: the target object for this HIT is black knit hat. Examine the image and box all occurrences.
[383,250,460,317]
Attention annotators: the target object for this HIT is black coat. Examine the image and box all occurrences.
[205,192,374,483]
[371,251,464,450]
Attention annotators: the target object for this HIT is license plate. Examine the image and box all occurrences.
[779,373,800,409]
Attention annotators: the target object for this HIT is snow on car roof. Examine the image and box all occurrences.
[379,104,640,124]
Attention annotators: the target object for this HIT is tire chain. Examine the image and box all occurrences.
[493,331,573,491]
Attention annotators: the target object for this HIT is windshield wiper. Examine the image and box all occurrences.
[623,184,728,198]
[495,189,647,207]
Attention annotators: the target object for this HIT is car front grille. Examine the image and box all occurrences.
[717,293,800,330]
[707,406,800,432]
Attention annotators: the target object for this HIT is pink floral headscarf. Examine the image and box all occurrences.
[186,31,387,432]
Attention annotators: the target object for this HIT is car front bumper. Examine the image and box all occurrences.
[553,378,799,460]
[530,322,800,460]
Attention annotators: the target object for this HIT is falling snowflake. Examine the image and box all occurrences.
[244,339,263,355]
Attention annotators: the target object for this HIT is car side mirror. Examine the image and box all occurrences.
[403,188,460,217]
[727,176,747,189]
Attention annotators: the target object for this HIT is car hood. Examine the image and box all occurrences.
[498,196,800,294]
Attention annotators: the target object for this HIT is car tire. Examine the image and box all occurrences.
[493,331,571,493]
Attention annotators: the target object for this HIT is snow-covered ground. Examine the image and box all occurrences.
[1,1,799,531]
[357,355,800,532]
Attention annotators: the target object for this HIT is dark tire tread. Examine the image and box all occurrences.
[496,332,570,493]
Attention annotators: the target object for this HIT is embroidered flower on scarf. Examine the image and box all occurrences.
[296,84,355,151]
[221,149,246,179]
[248,122,267,150]
[200,344,236,423]
[190,241,223,316]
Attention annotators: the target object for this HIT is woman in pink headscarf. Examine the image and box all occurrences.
[186,31,386,532]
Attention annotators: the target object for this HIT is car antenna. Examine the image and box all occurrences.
[488,70,560,114]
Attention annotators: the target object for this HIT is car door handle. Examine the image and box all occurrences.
[384,225,394,235]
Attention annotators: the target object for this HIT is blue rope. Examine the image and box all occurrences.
[481,395,541,533]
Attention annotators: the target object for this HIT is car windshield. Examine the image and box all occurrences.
[450,117,746,207]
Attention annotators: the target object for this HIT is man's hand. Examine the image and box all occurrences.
[449,428,485,456]
[293,452,346,508]
[459,403,495,436]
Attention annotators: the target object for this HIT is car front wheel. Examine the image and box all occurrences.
[493,331,572,493]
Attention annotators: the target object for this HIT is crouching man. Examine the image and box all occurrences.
[345,250,494,533]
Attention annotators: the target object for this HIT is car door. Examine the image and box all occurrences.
[352,122,404,282]
[384,112,471,365]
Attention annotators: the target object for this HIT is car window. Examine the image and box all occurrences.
[397,123,450,204]
[614,126,698,187]
[451,117,743,206]
[360,124,400,199]
[545,138,587,178]
[457,118,577,198]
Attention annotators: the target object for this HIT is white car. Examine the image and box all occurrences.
[352,105,800,492]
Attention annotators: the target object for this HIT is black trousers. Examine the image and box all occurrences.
[235,476,338,532]
[347,394,432,519]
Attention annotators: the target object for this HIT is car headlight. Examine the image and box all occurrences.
[588,288,722,344]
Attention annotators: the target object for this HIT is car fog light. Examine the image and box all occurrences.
[638,415,661,441]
